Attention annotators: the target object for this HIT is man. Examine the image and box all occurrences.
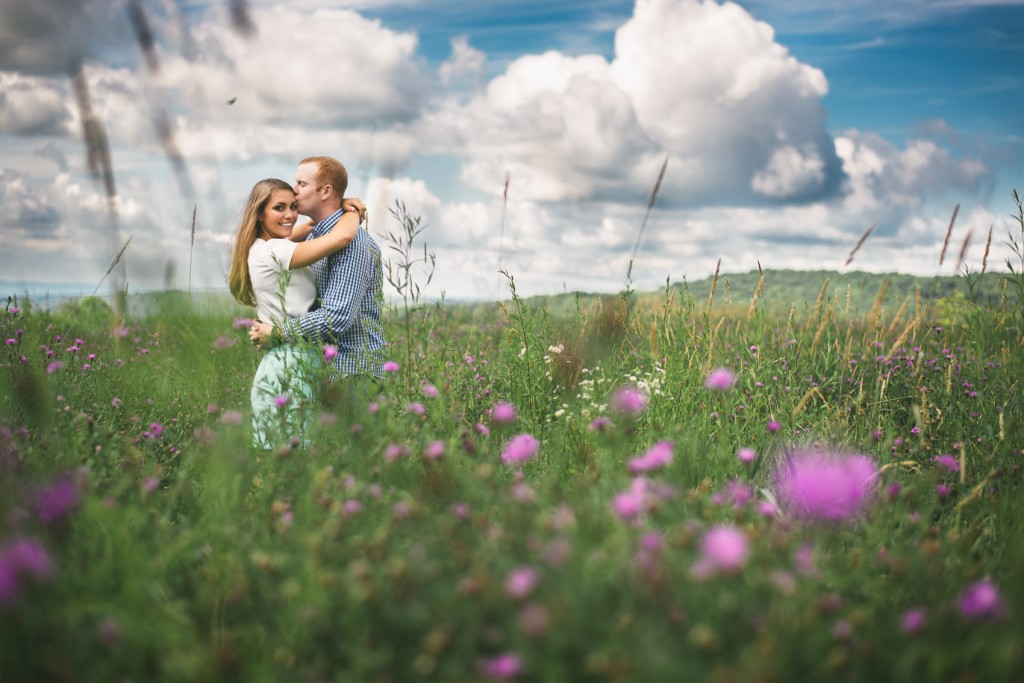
[250,156,385,400]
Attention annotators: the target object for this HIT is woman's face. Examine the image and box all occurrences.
[259,188,298,240]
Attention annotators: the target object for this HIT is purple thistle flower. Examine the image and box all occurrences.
[274,396,291,410]
[737,447,757,463]
[384,443,411,463]
[959,579,1004,620]
[46,361,64,374]
[501,434,539,465]
[900,608,927,634]
[628,441,674,473]
[405,402,425,416]
[705,367,737,392]
[933,455,959,473]
[480,652,521,680]
[323,344,339,363]
[382,360,400,373]
[767,420,781,434]
[774,450,877,520]
[691,525,749,579]
[232,318,253,329]
[424,440,445,459]
[37,478,78,523]
[491,401,517,424]
[611,385,647,416]
[505,566,539,599]
[589,416,612,431]
[421,383,439,398]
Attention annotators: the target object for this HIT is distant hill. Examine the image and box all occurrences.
[515,269,1010,317]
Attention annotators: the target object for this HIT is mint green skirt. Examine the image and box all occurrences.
[251,344,320,449]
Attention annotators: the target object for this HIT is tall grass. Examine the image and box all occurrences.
[1,196,1023,680]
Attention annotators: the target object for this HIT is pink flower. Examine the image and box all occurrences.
[480,652,521,680]
[691,525,749,579]
[505,566,539,599]
[900,608,927,634]
[612,478,652,521]
[46,361,64,374]
[611,385,647,416]
[774,451,877,520]
[491,401,517,424]
[628,441,674,473]
[384,443,411,463]
[705,367,737,392]
[737,447,757,463]
[323,344,339,363]
[220,411,243,425]
[958,579,1004,620]
[932,455,959,473]
[382,361,400,373]
[37,478,78,523]
[501,434,539,465]
[589,416,612,431]
[767,420,781,434]
[421,383,439,398]
[424,440,445,459]
[274,396,291,409]
[232,318,253,329]
[405,402,425,416]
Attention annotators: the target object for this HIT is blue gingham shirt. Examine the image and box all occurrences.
[282,209,385,378]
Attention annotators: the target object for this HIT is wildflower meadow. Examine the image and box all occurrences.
[2,197,1023,681]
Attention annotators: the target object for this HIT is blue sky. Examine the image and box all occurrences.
[1,0,1022,300]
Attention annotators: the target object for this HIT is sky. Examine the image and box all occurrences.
[1,0,1022,302]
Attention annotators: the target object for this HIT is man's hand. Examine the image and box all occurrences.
[249,320,274,349]
[341,197,367,222]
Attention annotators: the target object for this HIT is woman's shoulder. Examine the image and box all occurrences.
[249,238,296,265]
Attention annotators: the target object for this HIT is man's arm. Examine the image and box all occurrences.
[283,232,375,344]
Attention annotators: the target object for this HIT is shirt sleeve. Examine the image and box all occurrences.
[281,231,375,343]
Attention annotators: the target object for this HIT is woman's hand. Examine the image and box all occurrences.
[341,197,367,222]
[249,320,275,349]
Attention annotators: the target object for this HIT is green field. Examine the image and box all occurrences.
[2,248,1023,680]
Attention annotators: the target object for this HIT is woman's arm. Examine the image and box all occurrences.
[287,211,360,269]
[289,219,315,243]
[289,197,365,243]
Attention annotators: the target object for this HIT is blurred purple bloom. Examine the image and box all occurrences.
[481,652,521,679]
[405,402,425,416]
[323,344,339,363]
[501,434,539,465]
[421,383,439,398]
[382,361,400,373]
[901,608,927,634]
[274,396,290,409]
[232,318,253,329]
[959,579,1004,620]
[775,451,877,520]
[424,440,445,459]
[628,441,673,473]
[611,385,647,416]
[491,401,517,424]
[933,455,959,473]
[46,361,64,374]
[589,416,612,431]
[692,525,749,579]
[737,447,757,463]
[37,478,78,523]
[768,420,781,434]
[505,566,539,599]
[705,367,737,392]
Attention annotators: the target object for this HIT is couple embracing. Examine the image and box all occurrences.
[228,156,385,449]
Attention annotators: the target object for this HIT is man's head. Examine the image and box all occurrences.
[294,156,349,222]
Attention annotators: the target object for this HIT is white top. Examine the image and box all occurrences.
[247,238,317,328]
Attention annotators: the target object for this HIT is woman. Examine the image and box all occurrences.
[228,178,362,448]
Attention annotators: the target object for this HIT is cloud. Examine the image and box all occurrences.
[0,72,72,135]
[434,0,844,206]
[0,0,127,75]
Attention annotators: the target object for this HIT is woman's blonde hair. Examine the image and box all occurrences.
[228,178,295,307]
